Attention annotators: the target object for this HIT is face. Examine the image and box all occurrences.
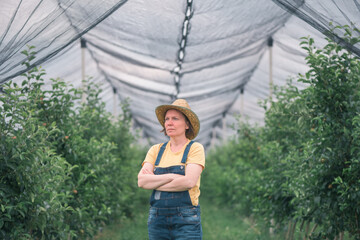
[164,109,189,138]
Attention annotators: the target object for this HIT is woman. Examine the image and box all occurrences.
[138,99,205,240]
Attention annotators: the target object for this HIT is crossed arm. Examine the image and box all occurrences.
[137,162,203,192]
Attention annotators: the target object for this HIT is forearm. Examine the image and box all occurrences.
[138,173,175,190]
[156,176,193,192]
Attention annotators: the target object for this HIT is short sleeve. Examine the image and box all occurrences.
[142,144,161,167]
[186,142,205,169]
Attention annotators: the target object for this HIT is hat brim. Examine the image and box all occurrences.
[155,105,200,140]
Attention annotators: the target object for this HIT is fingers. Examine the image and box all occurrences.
[141,168,154,175]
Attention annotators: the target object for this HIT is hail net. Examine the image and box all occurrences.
[1,0,360,147]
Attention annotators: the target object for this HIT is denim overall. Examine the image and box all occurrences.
[148,141,202,240]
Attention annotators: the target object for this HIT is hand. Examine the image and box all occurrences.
[141,168,181,180]
[141,168,154,175]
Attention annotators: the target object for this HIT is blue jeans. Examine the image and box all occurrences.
[148,205,202,240]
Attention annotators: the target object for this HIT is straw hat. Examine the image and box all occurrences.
[155,99,200,140]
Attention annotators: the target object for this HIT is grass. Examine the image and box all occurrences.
[201,198,271,240]
[94,197,353,240]
[94,197,273,240]
[94,201,149,240]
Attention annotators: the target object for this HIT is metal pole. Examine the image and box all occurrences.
[81,38,87,104]
[268,37,273,100]
[211,127,216,148]
[113,88,117,121]
[222,113,226,140]
[240,88,244,115]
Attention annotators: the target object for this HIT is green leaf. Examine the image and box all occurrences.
[17,209,25,218]
[309,38,314,45]
[301,46,310,51]
[39,207,46,212]
[345,28,352,36]
[3,103,11,111]
[21,50,29,56]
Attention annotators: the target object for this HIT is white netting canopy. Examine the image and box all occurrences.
[1,0,360,148]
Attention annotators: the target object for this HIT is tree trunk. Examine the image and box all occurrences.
[285,220,292,240]
[339,232,344,240]
[303,221,310,240]
[309,223,318,239]
[289,219,297,240]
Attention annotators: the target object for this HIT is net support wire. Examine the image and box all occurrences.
[171,0,194,101]
[83,38,124,122]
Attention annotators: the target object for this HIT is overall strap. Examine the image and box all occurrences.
[181,140,195,164]
[154,142,168,166]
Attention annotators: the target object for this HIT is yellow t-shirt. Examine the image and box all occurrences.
[142,140,205,206]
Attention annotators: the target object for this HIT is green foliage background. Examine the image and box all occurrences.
[202,25,360,240]
[0,47,147,239]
